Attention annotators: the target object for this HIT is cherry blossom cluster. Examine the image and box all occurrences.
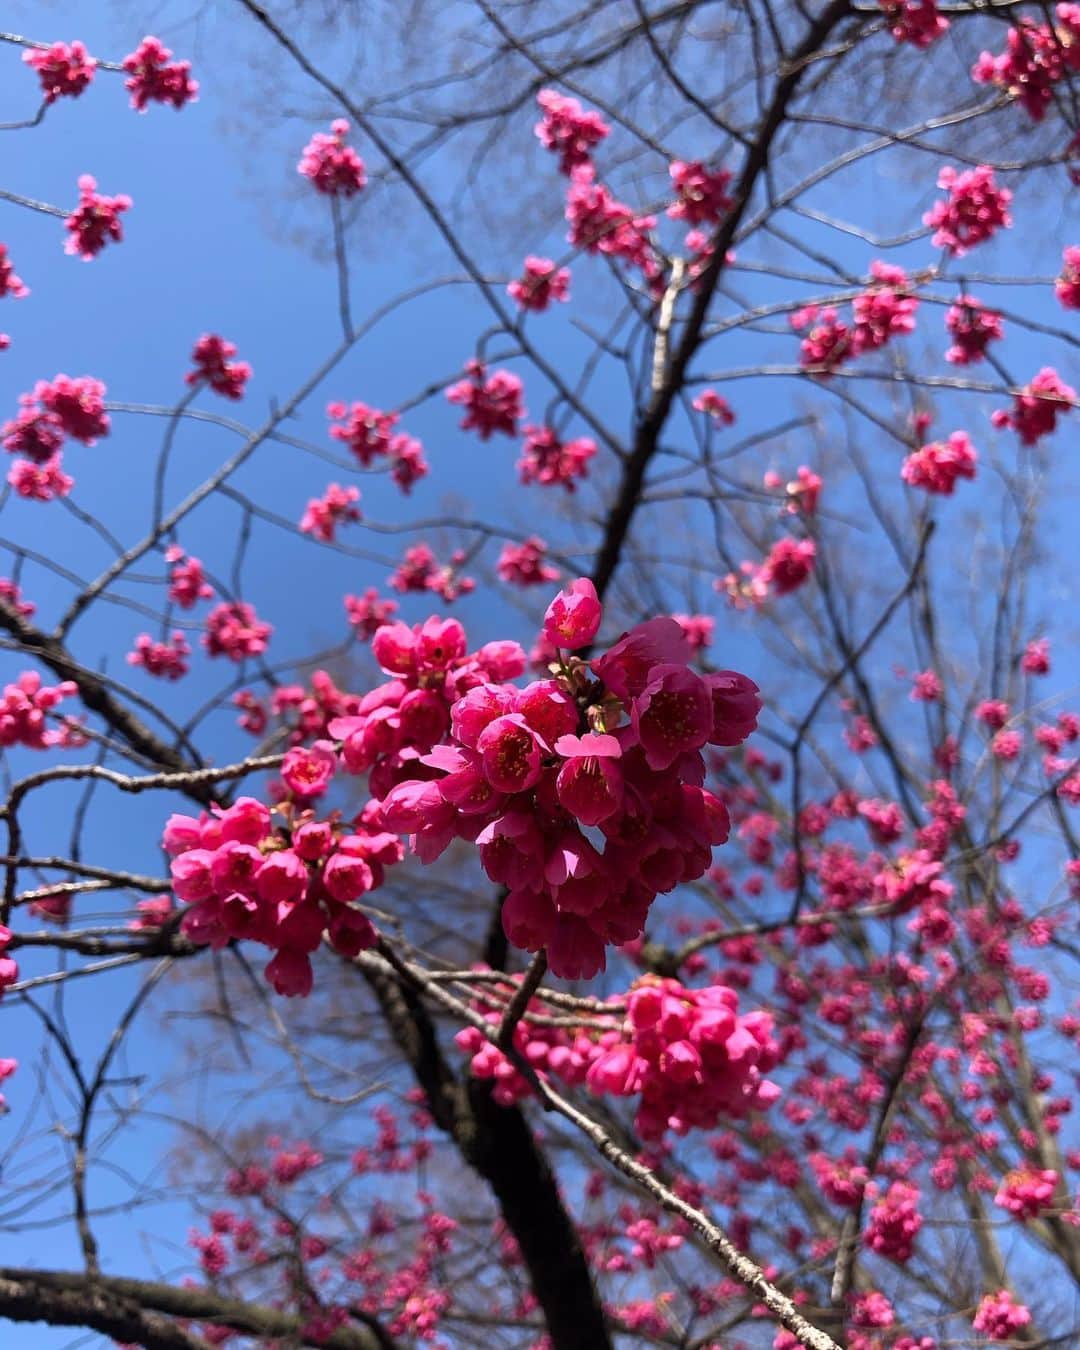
[64,174,132,261]
[3,374,109,502]
[22,41,97,102]
[164,796,402,995]
[0,927,17,1000]
[507,256,571,312]
[122,36,198,111]
[202,601,272,662]
[993,1166,1058,1219]
[1056,246,1080,309]
[299,483,361,543]
[298,119,367,196]
[667,160,733,225]
[166,546,213,608]
[901,430,977,495]
[763,465,823,515]
[517,424,596,491]
[0,578,34,619]
[565,164,661,289]
[344,588,399,639]
[878,0,948,46]
[534,89,610,173]
[233,670,363,745]
[721,535,817,609]
[991,367,1076,445]
[972,1289,1032,1340]
[126,631,192,681]
[0,671,78,749]
[0,246,28,300]
[354,580,759,979]
[923,165,1012,256]
[693,389,736,426]
[185,334,251,400]
[944,294,1003,365]
[388,544,476,602]
[972,6,1080,122]
[496,537,560,587]
[326,399,429,491]
[863,1180,922,1263]
[791,261,918,375]
[445,360,525,440]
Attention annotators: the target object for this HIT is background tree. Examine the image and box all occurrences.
[0,1,1078,1347]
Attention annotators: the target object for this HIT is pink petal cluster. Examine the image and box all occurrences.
[300,483,361,543]
[693,389,736,425]
[878,0,948,46]
[534,89,610,174]
[972,7,1080,122]
[517,425,596,491]
[993,1166,1058,1219]
[23,41,97,103]
[0,246,28,301]
[203,601,272,662]
[166,546,213,608]
[353,582,758,980]
[0,928,18,1001]
[0,671,78,749]
[64,175,132,261]
[1022,638,1050,675]
[186,335,252,400]
[388,544,475,603]
[298,119,367,196]
[122,36,198,111]
[792,261,917,374]
[863,1180,923,1263]
[585,978,780,1139]
[566,165,660,287]
[496,537,560,587]
[761,537,816,595]
[991,367,1076,445]
[0,579,35,620]
[667,160,733,225]
[944,295,1003,364]
[163,797,402,995]
[445,360,525,440]
[7,457,72,502]
[326,400,428,491]
[923,165,1012,256]
[972,1290,1032,1340]
[126,631,191,681]
[901,431,977,495]
[507,256,571,312]
[344,588,399,640]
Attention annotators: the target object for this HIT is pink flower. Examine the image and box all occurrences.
[992,367,1076,445]
[667,161,733,224]
[517,425,596,491]
[554,732,623,824]
[972,1290,1032,1340]
[265,950,314,998]
[565,164,659,283]
[476,715,547,793]
[344,588,398,639]
[186,335,251,400]
[1057,245,1080,309]
[203,602,272,661]
[298,119,366,196]
[994,1166,1058,1219]
[0,246,28,301]
[1022,638,1050,674]
[911,669,943,701]
[705,671,761,746]
[300,483,361,543]
[535,89,610,174]
[327,400,398,463]
[543,578,602,650]
[126,631,191,681]
[864,1181,923,1263]
[446,360,525,440]
[23,41,97,103]
[64,175,132,261]
[8,455,73,501]
[36,374,109,444]
[388,544,475,603]
[923,165,1012,256]
[497,537,560,587]
[281,741,337,800]
[672,614,714,651]
[879,0,948,46]
[0,579,34,619]
[762,537,816,594]
[122,36,197,111]
[166,548,212,608]
[507,257,571,312]
[692,390,735,425]
[901,431,977,495]
[944,295,1003,364]
[631,665,713,770]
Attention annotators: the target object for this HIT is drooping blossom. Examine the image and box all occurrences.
[1056,246,1080,308]
[166,547,213,608]
[203,602,272,662]
[186,335,251,400]
[972,7,1080,122]
[122,36,198,111]
[7,456,73,502]
[864,1181,923,1263]
[517,425,596,491]
[445,361,524,440]
[534,89,610,173]
[667,160,733,224]
[762,537,816,595]
[565,165,660,286]
[64,175,132,260]
[944,295,1003,364]
[1022,638,1050,675]
[298,119,367,196]
[693,390,735,425]
[299,483,361,543]
[901,431,977,495]
[0,671,78,748]
[994,1167,1058,1220]
[991,367,1076,445]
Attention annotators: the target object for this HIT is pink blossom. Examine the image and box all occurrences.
[203,602,272,661]
[298,119,366,196]
[864,1181,922,1262]
[345,588,398,639]
[0,671,78,749]
[692,389,735,425]
[762,537,816,594]
[281,741,338,801]
[126,631,191,681]
[911,669,943,701]
[517,425,596,491]
[389,544,475,603]
[902,431,977,494]
[565,165,659,283]
[879,0,948,46]
[166,548,212,608]
[1056,245,1080,308]
[554,732,624,825]
[924,165,1012,256]
[23,41,97,103]
[945,295,1003,364]
[668,161,733,224]
[186,335,251,400]
[497,537,560,587]
[1022,638,1050,674]
[299,483,361,542]
[535,89,609,173]
[672,614,714,651]
[507,257,571,312]
[122,36,197,111]
[0,579,34,620]
[973,1290,1032,1340]
[543,578,602,649]
[8,455,73,501]
[0,246,28,301]
[994,1167,1058,1219]
[64,175,132,261]
[446,360,525,440]
[992,367,1076,444]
